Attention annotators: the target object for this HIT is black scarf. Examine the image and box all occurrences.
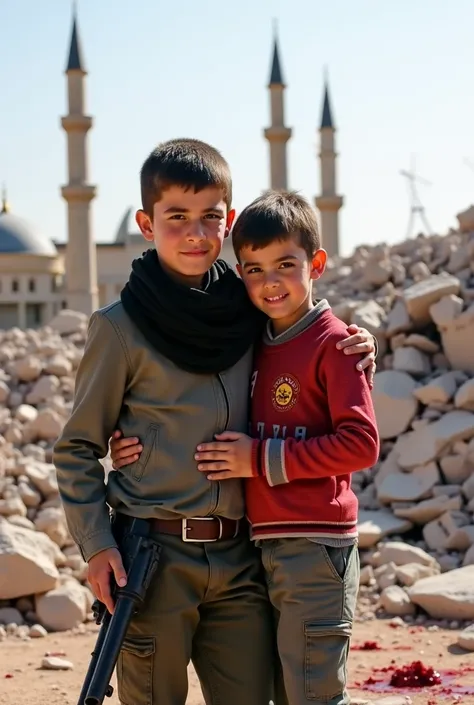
[120,249,265,375]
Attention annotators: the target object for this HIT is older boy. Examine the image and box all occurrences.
[55,139,376,705]
[194,191,380,705]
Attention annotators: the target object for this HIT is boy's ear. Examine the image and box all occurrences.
[236,263,243,279]
[310,248,327,280]
[136,210,154,242]
[224,209,236,238]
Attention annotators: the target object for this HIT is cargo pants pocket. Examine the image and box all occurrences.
[304,620,352,702]
[117,635,155,705]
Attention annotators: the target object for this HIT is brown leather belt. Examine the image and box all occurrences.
[150,516,241,542]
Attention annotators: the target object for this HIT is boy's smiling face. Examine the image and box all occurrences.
[136,185,235,287]
[237,235,327,335]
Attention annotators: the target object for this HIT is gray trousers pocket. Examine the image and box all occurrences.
[304,620,352,702]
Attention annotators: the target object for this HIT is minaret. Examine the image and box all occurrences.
[315,72,343,258]
[1,184,9,214]
[263,26,292,190]
[60,5,98,315]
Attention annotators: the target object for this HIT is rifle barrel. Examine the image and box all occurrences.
[84,597,136,705]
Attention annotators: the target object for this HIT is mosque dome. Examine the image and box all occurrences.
[0,193,57,256]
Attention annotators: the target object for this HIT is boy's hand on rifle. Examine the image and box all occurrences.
[109,430,143,470]
[195,432,254,480]
[88,547,127,614]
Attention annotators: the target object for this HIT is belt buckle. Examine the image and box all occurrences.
[182,517,223,542]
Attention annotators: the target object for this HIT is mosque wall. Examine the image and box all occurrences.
[0,255,64,329]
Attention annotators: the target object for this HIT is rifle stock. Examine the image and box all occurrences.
[77,518,161,705]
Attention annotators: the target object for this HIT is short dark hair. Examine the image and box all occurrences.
[140,138,232,217]
[232,190,320,261]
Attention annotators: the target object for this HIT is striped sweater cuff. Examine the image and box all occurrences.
[261,439,289,486]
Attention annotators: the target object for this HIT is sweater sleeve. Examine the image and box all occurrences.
[253,341,380,486]
[53,310,130,562]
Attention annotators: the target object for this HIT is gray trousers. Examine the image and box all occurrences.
[260,539,359,705]
[117,531,274,705]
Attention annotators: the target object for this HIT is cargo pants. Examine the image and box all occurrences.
[116,527,275,705]
[259,539,360,705]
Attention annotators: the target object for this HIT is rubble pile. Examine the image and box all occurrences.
[318,227,474,629]
[0,222,474,637]
[0,310,96,638]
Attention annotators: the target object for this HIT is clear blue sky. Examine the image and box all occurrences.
[1,0,474,255]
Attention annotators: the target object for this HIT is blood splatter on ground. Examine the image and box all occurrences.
[355,661,474,698]
[351,640,383,650]
[389,661,442,687]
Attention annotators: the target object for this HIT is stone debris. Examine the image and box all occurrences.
[457,623,474,651]
[0,311,96,634]
[407,565,474,619]
[40,655,74,670]
[318,225,474,628]
[0,223,474,636]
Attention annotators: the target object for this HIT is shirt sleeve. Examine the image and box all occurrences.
[53,310,130,562]
[251,340,380,486]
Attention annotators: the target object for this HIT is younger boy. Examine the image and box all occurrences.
[194,191,380,705]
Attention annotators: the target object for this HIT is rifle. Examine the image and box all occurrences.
[77,517,162,705]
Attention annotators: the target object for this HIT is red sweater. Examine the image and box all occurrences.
[247,302,380,540]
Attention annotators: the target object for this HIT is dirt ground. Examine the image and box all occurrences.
[1,619,473,705]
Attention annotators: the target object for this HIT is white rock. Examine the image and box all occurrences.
[0,519,60,599]
[12,357,43,383]
[395,562,440,586]
[463,544,474,567]
[29,624,48,638]
[394,494,461,524]
[17,480,42,508]
[403,274,460,325]
[35,580,87,632]
[407,565,474,619]
[34,507,69,547]
[14,404,38,424]
[395,411,474,468]
[455,378,474,411]
[377,463,440,504]
[24,408,64,443]
[359,565,375,585]
[438,303,474,373]
[380,585,415,616]
[430,294,464,326]
[44,355,73,377]
[412,371,458,405]
[385,299,412,336]
[392,347,431,377]
[0,381,10,404]
[357,510,413,548]
[26,375,60,405]
[372,371,418,439]
[40,656,74,670]
[375,562,397,591]
[48,309,88,335]
[403,333,440,353]
[457,624,474,651]
[439,454,471,484]
[24,462,59,496]
[372,541,439,569]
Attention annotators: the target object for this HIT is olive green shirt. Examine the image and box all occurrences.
[54,301,252,562]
